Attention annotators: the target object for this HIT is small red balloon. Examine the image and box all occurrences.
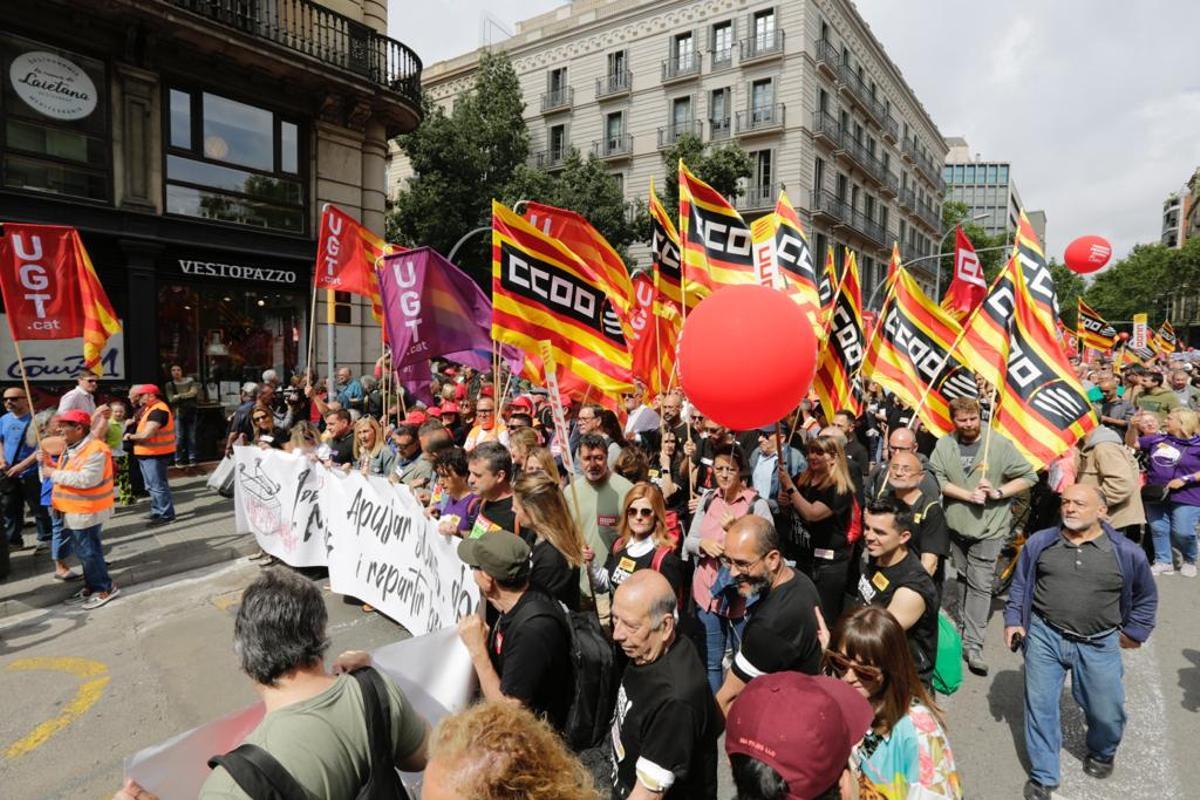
[1064,235,1112,274]
[678,285,818,430]
[1118,332,1130,341]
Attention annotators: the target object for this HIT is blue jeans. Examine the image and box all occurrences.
[1023,615,1126,787]
[69,523,112,593]
[694,607,746,693]
[50,512,72,561]
[174,413,198,465]
[1146,501,1200,565]
[138,456,176,520]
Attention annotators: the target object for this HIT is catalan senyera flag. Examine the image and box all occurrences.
[648,177,698,312]
[1077,299,1117,352]
[751,191,823,335]
[812,250,864,416]
[522,201,634,319]
[818,246,838,333]
[1152,320,1177,355]
[991,255,1097,470]
[315,205,392,322]
[628,268,680,397]
[861,268,978,437]
[0,224,121,375]
[491,200,634,399]
[678,160,757,292]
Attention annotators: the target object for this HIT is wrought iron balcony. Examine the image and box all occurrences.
[883,114,899,142]
[813,38,839,77]
[658,120,701,148]
[596,70,632,99]
[662,51,701,82]
[709,116,732,141]
[736,103,785,135]
[737,184,776,212]
[710,44,735,69]
[741,29,785,61]
[811,190,847,223]
[171,0,422,106]
[541,86,574,113]
[900,186,916,210]
[838,135,886,185]
[836,61,885,126]
[881,171,900,197]
[534,148,568,170]
[811,111,841,146]
[592,134,633,159]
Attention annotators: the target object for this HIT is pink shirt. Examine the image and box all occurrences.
[690,488,762,618]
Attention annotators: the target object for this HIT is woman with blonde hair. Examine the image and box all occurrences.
[285,420,321,454]
[512,471,585,610]
[351,416,396,477]
[584,482,684,599]
[522,446,562,484]
[508,426,540,477]
[778,433,858,622]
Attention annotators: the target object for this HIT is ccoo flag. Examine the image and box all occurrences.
[941,227,987,320]
[491,201,634,399]
[812,250,865,416]
[749,190,822,339]
[648,177,701,311]
[315,205,393,323]
[522,201,634,319]
[991,254,1097,470]
[818,245,838,333]
[628,268,680,397]
[1076,299,1117,352]
[0,224,121,374]
[678,160,757,294]
[861,268,978,437]
[1152,320,1177,355]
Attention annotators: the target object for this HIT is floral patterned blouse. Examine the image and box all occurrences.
[854,703,962,799]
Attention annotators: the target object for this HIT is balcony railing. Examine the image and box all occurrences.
[901,137,917,163]
[881,171,899,196]
[709,116,732,140]
[846,209,887,246]
[541,86,574,113]
[662,51,701,81]
[736,184,777,212]
[596,70,632,98]
[883,115,899,142]
[811,111,840,145]
[736,103,785,135]
[534,148,568,170]
[837,61,885,126]
[658,120,701,148]
[710,45,735,69]
[813,38,839,76]
[811,190,847,223]
[172,0,422,107]
[741,29,785,61]
[592,134,633,159]
[838,135,886,185]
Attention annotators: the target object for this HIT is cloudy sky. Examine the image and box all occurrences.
[392,0,1200,261]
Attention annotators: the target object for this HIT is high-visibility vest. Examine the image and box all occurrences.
[51,437,114,515]
[134,399,175,457]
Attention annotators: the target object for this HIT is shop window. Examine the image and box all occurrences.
[333,291,352,324]
[165,87,305,233]
[0,33,109,201]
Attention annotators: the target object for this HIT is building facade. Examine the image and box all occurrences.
[387,0,947,306]
[1162,180,1193,249]
[1,0,420,450]
[942,136,1029,240]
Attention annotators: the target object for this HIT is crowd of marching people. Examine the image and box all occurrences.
[5,347,1189,799]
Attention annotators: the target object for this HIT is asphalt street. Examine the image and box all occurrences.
[0,553,1196,799]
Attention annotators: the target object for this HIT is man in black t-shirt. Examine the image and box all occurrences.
[882,452,951,592]
[467,442,531,544]
[322,409,355,466]
[856,497,940,684]
[610,570,721,799]
[715,516,823,716]
[456,533,573,732]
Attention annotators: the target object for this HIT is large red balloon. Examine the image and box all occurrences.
[678,285,818,430]
[1064,235,1112,274]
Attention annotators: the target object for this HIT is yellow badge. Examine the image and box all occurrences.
[617,557,637,573]
[871,571,891,592]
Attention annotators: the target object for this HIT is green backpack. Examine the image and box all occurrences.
[932,610,963,695]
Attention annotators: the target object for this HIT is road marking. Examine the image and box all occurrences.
[3,657,110,758]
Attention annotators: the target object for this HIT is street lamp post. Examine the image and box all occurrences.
[865,244,1011,311]
[446,200,533,263]
[932,212,990,300]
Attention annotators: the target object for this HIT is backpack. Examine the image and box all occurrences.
[532,602,619,752]
[207,668,410,800]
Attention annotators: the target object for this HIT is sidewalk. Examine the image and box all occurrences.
[0,473,253,620]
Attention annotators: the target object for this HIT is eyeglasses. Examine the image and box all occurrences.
[823,649,882,681]
[476,408,494,416]
[3,396,22,403]
[626,507,655,519]
[719,553,764,571]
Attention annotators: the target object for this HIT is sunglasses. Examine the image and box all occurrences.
[626,507,655,519]
[823,650,882,681]
[3,396,23,403]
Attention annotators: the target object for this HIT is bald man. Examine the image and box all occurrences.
[715,517,823,716]
[1004,483,1157,798]
[865,427,940,500]
[611,570,721,800]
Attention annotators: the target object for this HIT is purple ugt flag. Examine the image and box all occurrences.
[378,247,494,368]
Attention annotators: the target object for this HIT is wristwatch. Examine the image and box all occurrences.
[990,488,1003,500]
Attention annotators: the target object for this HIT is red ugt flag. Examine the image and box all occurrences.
[941,227,987,320]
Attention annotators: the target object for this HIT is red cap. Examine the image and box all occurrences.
[426,406,442,418]
[439,401,460,415]
[454,384,468,401]
[480,385,495,398]
[404,410,428,426]
[54,409,92,427]
[508,396,533,412]
[725,672,872,798]
[444,367,459,377]
[131,384,161,397]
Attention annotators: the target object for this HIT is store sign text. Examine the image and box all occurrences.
[0,314,124,381]
[10,51,97,121]
[178,259,298,285]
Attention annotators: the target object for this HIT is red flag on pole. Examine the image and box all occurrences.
[314,205,392,323]
[941,227,986,320]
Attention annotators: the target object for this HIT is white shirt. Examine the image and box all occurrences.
[58,385,96,415]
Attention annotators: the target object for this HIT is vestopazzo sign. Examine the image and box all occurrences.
[9,51,97,121]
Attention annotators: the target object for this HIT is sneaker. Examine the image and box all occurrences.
[66,587,94,604]
[1181,563,1197,578]
[1023,780,1054,800]
[33,541,50,554]
[1083,754,1114,779]
[965,650,990,676]
[1150,563,1176,576]
[80,587,120,610]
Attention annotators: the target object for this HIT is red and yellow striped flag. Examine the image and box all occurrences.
[749,190,822,340]
[678,160,757,293]
[812,250,864,416]
[522,201,633,319]
[74,234,121,374]
[818,246,838,333]
[315,204,392,323]
[1077,299,1116,351]
[629,268,680,396]
[648,176,700,311]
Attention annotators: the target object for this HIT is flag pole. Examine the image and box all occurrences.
[977,379,1001,475]
[326,287,336,404]
[305,274,319,387]
[8,337,43,446]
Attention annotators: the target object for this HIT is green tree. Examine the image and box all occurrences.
[1049,258,1085,329]
[1085,237,1200,326]
[388,52,530,281]
[658,133,752,213]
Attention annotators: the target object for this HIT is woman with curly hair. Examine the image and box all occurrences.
[422,700,600,800]
[825,605,963,800]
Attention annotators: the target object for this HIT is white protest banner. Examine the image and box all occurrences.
[233,447,327,567]
[232,447,478,633]
[125,626,477,799]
